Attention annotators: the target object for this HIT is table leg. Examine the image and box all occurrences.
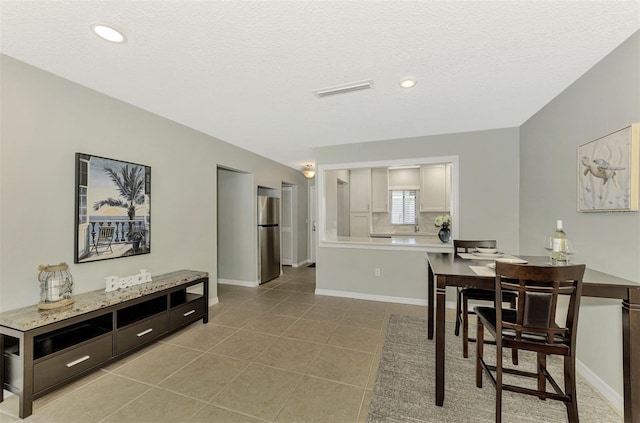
[622,288,640,423]
[18,333,33,419]
[0,334,4,403]
[203,278,209,324]
[435,275,447,406]
[427,261,434,340]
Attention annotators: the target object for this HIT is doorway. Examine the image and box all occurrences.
[281,184,293,266]
[217,167,256,285]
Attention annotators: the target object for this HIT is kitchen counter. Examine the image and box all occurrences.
[321,235,453,251]
[369,232,431,238]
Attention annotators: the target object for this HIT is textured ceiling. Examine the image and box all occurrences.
[1,1,639,170]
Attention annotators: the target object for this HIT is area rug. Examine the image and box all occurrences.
[368,314,622,423]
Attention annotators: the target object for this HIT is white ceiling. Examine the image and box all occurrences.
[1,1,639,170]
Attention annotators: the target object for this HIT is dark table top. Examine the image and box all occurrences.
[426,253,640,300]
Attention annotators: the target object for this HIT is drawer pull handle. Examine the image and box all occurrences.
[66,355,90,368]
[137,328,153,337]
[183,309,196,317]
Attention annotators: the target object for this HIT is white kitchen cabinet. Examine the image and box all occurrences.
[420,164,449,212]
[350,212,370,237]
[350,168,371,212]
[371,167,389,212]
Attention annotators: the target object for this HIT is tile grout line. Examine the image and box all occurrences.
[24,267,398,422]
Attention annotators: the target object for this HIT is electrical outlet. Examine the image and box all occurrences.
[375,268,381,277]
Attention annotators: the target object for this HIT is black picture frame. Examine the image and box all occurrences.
[74,153,151,263]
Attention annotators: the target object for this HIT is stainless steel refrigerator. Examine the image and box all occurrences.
[258,196,281,284]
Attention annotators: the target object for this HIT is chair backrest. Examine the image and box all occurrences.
[98,226,115,239]
[494,262,585,351]
[453,239,497,253]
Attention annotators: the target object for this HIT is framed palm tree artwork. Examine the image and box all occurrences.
[74,153,151,263]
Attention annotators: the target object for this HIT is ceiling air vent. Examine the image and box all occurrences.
[313,80,375,98]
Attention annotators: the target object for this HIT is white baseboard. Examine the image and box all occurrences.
[217,278,259,288]
[209,296,219,306]
[446,301,622,415]
[292,259,311,268]
[576,359,623,415]
[314,289,427,306]
[319,289,623,416]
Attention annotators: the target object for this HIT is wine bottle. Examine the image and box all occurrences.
[552,220,567,263]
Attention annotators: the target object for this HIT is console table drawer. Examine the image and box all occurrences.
[33,334,112,393]
[0,271,208,420]
[116,314,167,355]
[169,299,205,331]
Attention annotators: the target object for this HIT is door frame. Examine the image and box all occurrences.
[309,185,316,264]
[281,184,294,266]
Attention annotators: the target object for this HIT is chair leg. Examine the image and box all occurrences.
[564,356,579,423]
[496,339,503,423]
[462,293,469,358]
[508,297,518,365]
[537,352,547,400]
[476,320,484,388]
[454,289,462,336]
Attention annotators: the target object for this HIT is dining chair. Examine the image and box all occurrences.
[90,225,115,256]
[453,240,517,359]
[475,262,585,423]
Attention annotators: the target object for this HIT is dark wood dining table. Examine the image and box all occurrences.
[426,252,640,423]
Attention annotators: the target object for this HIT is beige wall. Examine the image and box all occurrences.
[519,31,640,401]
[314,127,520,301]
[0,55,309,310]
[314,27,639,405]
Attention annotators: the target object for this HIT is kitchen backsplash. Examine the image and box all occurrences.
[372,212,449,235]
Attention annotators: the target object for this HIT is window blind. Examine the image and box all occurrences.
[391,190,416,224]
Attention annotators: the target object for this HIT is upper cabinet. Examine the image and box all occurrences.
[420,164,451,212]
[319,155,457,244]
[349,168,371,212]
[371,168,389,212]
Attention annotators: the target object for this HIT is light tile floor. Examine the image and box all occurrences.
[0,265,428,423]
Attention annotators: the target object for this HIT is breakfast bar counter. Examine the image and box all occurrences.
[321,235,454,251]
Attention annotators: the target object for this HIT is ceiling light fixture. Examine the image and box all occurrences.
[302,164,316,179]
[313,80,375,98]
[90,24,126,43]
[399,77,417,88]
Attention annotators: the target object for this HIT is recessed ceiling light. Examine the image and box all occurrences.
[90,24,126,43]
[400,78,417,88]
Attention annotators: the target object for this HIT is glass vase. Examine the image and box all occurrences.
[438,227,451,243]
[38,262,74,309]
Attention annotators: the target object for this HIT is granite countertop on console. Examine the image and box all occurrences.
[0,269,208,332]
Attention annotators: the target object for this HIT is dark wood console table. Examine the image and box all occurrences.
[0,269,209,419]
[426,253,640,423]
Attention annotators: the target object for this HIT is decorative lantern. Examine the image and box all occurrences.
[37,262,74,309]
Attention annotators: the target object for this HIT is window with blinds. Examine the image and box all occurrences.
[391,190,417,224]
